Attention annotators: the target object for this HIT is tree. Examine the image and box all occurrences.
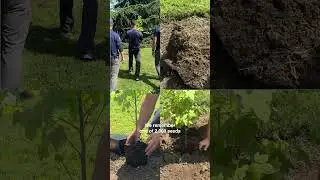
[11,91,107,180]
[111,0,160,44]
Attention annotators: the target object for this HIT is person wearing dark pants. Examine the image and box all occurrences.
[127,20,143,81]
[59,0,98,61]
[110,19,123,91]
[152,25,160,79]
[1,0,31,90]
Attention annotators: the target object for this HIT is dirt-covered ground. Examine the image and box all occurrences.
[161,17,210,89]
[160,115,210,180]
[110,115,210,180]
[110,151,161,180]
[213,0,320,88]
[285,136,320,180]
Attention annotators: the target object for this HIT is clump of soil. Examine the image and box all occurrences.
[213,0,320,88]
[161,16,210,89]
[160,115,210,180]
[125,141,148,167]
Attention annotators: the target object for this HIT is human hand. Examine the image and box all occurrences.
[125,129,141,145]
[110,173,118,180]
[145,133,160,156]
[199,137,210,151]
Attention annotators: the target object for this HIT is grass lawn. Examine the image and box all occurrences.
[116,48,159,91]
[160,0,210,20]
[110,92,160,139]
[24,0,108,90]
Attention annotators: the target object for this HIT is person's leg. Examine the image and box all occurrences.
[1,0,31,90]
[78,0,98,57]
[128,50,133,73]
[110,59,120,91]
[59,0,74,34]
[134,50,141,78]
[155,49,160,79]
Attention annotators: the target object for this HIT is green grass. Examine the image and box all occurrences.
[110,92,160,140]
[116,48,159,91]
[24,0,108,90]
[160,0,210,20]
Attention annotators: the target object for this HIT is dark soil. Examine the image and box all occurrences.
[110,150,161,180]
[124,141,148,167]
[213,0,320,88]
[285,136,320,180]
[110,116,210,180]
[160,115,210,180]
[161,16,210,89]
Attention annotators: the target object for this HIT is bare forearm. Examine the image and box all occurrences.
[137,94,159,130]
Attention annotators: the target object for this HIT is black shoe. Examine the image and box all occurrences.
[19,90,34,100]
[135,77,140,81]
[80,53,95,61]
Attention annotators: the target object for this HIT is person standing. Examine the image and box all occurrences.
[127,20,143,81]
[59,0,98,61]
[1,0,31,90]
[152,25,160,79]
[110,19,124,91]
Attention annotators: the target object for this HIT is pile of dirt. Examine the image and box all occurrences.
[213,0,320,88]
[160,115,210,180]
[161,16,210,89]
[124,141,148,167]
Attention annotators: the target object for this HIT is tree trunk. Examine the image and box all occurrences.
[92,126,109,180]
[78,93,87,180]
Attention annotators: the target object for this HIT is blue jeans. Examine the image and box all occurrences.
[110,58,120,91]
[155,49,160,78]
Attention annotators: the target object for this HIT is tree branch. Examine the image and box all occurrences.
[65,135,80,156]
[85,102,107,143]
[57,117,80,133]
[83,105,97,124]
[59,159,74,180]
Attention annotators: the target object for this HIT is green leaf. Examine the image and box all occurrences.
[254,153,268,164]
[233,165,248,180]
[257,163,277,175]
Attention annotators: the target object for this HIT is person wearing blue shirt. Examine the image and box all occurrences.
[127,20,143,81]
[152,26,160,79]
[110,19,124,91]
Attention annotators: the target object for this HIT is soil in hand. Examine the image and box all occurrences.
[161,16,210,89]
[213,0,320,88]
[125,141,148,167]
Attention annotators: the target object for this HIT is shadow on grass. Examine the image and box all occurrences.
[118,69,159,90]
[25,25,77,57]
[25,25,107,61]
